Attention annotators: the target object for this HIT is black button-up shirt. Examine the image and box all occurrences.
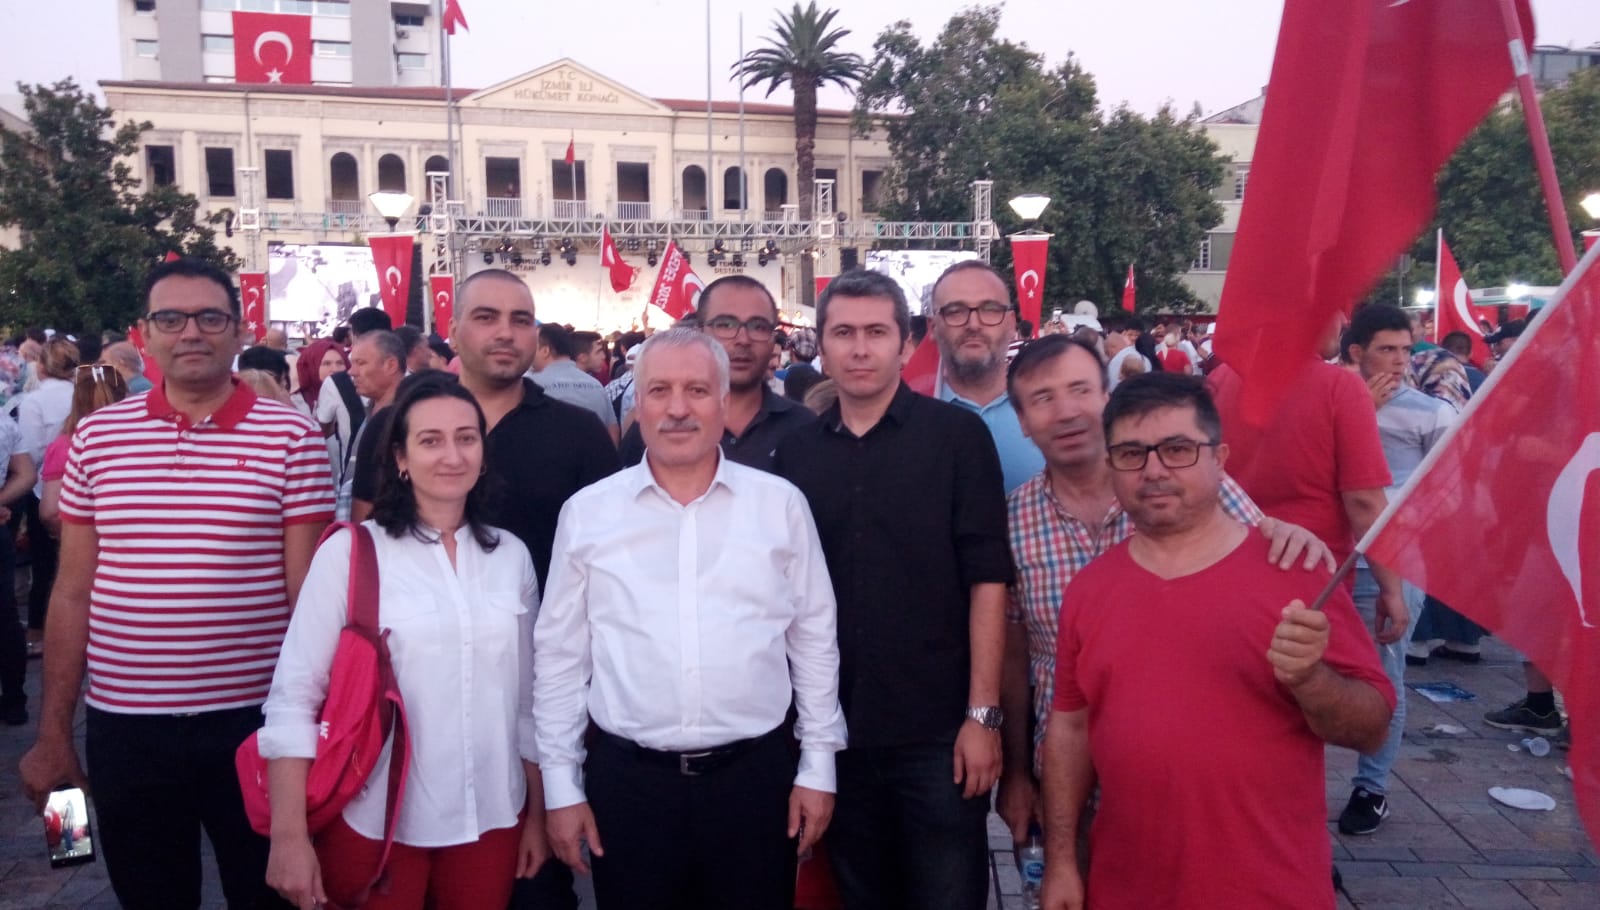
[775,383,1013,748]
[353,378,620,587]
[619,384,816,474]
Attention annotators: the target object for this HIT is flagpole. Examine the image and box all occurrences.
[705,0,715,222]
[738,12,747,226]
[1497,0,1578,275]
[1434,228,1443,343]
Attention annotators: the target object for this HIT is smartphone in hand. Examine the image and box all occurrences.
[44,787,96,868]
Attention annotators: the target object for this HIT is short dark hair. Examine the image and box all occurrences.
[347,307,393,337]
[783,362,824,403]
[929,259,1009,306]
[817,269,910,340]
[1007,334,1108,408]
[331,325,351,346]
[143,257,241,317]
[238,345,291,389]
[1100,312,1143,335]
[909,314,929,345]
[1440,331,1473,358]
[538,323,576,359]
[370,371,500,551]
[696,275,778,321]
[571,330,601,354]
[1017,319,1034,341]
[356,329,406,372]
[394,324,425,357]
[1347,304,1412,350]
[1102,372,1223,445]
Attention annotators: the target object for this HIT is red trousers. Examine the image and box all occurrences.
[316,814,521,909]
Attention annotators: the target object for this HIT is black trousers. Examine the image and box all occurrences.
[0,522,24,711]
[20,493,56,631]
[587,727,797,910]
[85,706,291,910]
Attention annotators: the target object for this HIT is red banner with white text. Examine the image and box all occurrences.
[646,242,704,321]
[238,272,267,343]
[369,234,414,328]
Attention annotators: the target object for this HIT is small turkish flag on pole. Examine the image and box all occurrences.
[238,272,268,342]
[1009,234,1050,328]
[1362,242,1600,850]
[646,242,704,320]
[430,275,455,340]
[442,0,469,35]
[599,226,637,293]
[368,234,415,327]
[232,11,313,85]
[1434,232,1492,367]
[1121,263,1137,313]
[565,135,576,167]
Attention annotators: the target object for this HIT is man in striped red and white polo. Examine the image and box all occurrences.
[20,258,335,910]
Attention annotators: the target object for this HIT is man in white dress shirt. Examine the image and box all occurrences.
[533,328,846,910]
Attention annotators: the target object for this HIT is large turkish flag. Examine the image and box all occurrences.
[1434,234,1491,367]
[646,242,704,321]
[369,234,414,328]
[1362,244,1600,849]
[232,11,312,85]
[1010,234,1049,329]
[1212,0,1532,425]
[430,275,455,341]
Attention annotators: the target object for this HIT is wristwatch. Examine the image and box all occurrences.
[966,705,1004,730]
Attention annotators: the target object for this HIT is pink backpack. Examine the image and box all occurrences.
[236,522,411,900]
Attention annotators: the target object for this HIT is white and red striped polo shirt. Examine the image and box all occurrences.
[59,380,335,714]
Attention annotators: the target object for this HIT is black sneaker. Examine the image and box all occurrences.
[1338,787,1390,836]
[1483,698,1563,734]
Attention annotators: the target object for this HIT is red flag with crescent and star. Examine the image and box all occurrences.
[599,226,637,293]
[231,11,312,85]
[646,242,704,321]
[1434,232,1492,368]
[238,272,267,342]
[430,275,455,340]
[1361,243,1600,849]
[1121,263,1136,313]
[369,234,414,327]
[442,0,470,35]
[1011,234,1049,329]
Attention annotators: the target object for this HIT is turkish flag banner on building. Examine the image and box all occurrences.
[1212,0,1533,426]
[238,272,268,342]
[442,0,470,35]
[1361,244,1600,849]
[1010,234,1050,328]
[600,226,637,293]
[232,12,313,85]
[369,234,414,328]
[430,275,455,341]
[1434,233,1491,367]
[646,242,704,321]
[1121,263,1136,314]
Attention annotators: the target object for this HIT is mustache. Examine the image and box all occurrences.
[656,417,702,433]
[1137,482,1182,498]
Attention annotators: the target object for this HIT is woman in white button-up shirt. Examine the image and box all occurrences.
[261,377,547,910]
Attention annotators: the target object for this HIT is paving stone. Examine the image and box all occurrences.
[1560,866,1600,883]
[1480,849,1591,867]
[1440,876,1538,908]
[1412,846,1487,864]
[1391,861,1466,877]
[1459,864,1572,881]
[1335,860,1398,877]
[1340,875,1460,907]
[1343,843,1418,862]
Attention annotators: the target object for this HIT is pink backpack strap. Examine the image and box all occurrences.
[317,521,380,632]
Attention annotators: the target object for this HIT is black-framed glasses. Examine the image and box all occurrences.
[145,308,236,334]
[937,302,1012,327]
[703,315,776,341]
[1107,438,1219,472]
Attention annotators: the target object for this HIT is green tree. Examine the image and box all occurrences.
[0,79,239,333]
[854,6,1226,314]
[734,1,865,309]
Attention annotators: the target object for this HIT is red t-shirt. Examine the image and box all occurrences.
[1053,530,1394,910]
[1207,362,1390,564]
[1157,347,1191,374]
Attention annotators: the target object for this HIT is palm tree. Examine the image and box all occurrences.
[734,2,864,309]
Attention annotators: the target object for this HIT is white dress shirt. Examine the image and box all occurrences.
[259,521,540,847]
[533,455,847,810]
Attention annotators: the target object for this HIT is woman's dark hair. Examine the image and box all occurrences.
[1133,332,1166,372]
[782,362,823,402]
[369,371,500,551]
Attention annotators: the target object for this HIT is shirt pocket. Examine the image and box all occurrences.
[476,589,529,676]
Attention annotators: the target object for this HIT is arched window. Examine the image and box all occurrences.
[682,165,707,216]
[763,168,788,214]
[329,152,359,202]
[378,154,406,193]
[723,167,747,211]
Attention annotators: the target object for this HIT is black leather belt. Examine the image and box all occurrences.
[597,726,783,777]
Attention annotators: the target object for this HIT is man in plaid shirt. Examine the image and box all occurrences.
[995,335,1334,844]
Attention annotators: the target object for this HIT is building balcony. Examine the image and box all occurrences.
[329,199,362,215]
[485,196,522,217]
[552,199,590,219]
[615,201,652,220]
[679,208,709,221]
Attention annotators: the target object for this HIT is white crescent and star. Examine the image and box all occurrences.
[435,291,451,305]
[1548,432,1600,629]
[253,31,295,84]
[384,266,402,289]
[1019,269,1041,300]
[1451,278,1484,339]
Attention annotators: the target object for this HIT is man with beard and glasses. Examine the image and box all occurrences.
[618,276,813,473]
[930,261,1044,493]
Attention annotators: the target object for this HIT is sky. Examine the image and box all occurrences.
[0,0,1594,119]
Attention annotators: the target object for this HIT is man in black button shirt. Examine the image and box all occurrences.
[619,276,813,473]
[775,270,1013,910]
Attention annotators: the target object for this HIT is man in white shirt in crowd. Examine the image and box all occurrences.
[531,324,620,445]
[1101,312,1148,391]
[315,307,391,485]
[534,328,846,910]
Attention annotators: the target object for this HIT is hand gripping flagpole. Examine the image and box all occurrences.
[1498,0,1578,276]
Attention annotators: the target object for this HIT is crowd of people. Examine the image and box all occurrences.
[0,255,1565,910]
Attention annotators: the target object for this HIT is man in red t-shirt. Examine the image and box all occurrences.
[1039,373,1394,910]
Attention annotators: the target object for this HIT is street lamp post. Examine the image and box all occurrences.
[368,191,415,232]
[1007,194,1053,328]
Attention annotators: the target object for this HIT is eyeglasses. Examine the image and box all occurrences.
[937,302,1012,327]
[1106,438,1219,472]
[145,308,236,335]
[703,315,776,341]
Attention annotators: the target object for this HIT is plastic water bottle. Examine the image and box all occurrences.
[1020,824,1045,910]
[1522,736,1552,757]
